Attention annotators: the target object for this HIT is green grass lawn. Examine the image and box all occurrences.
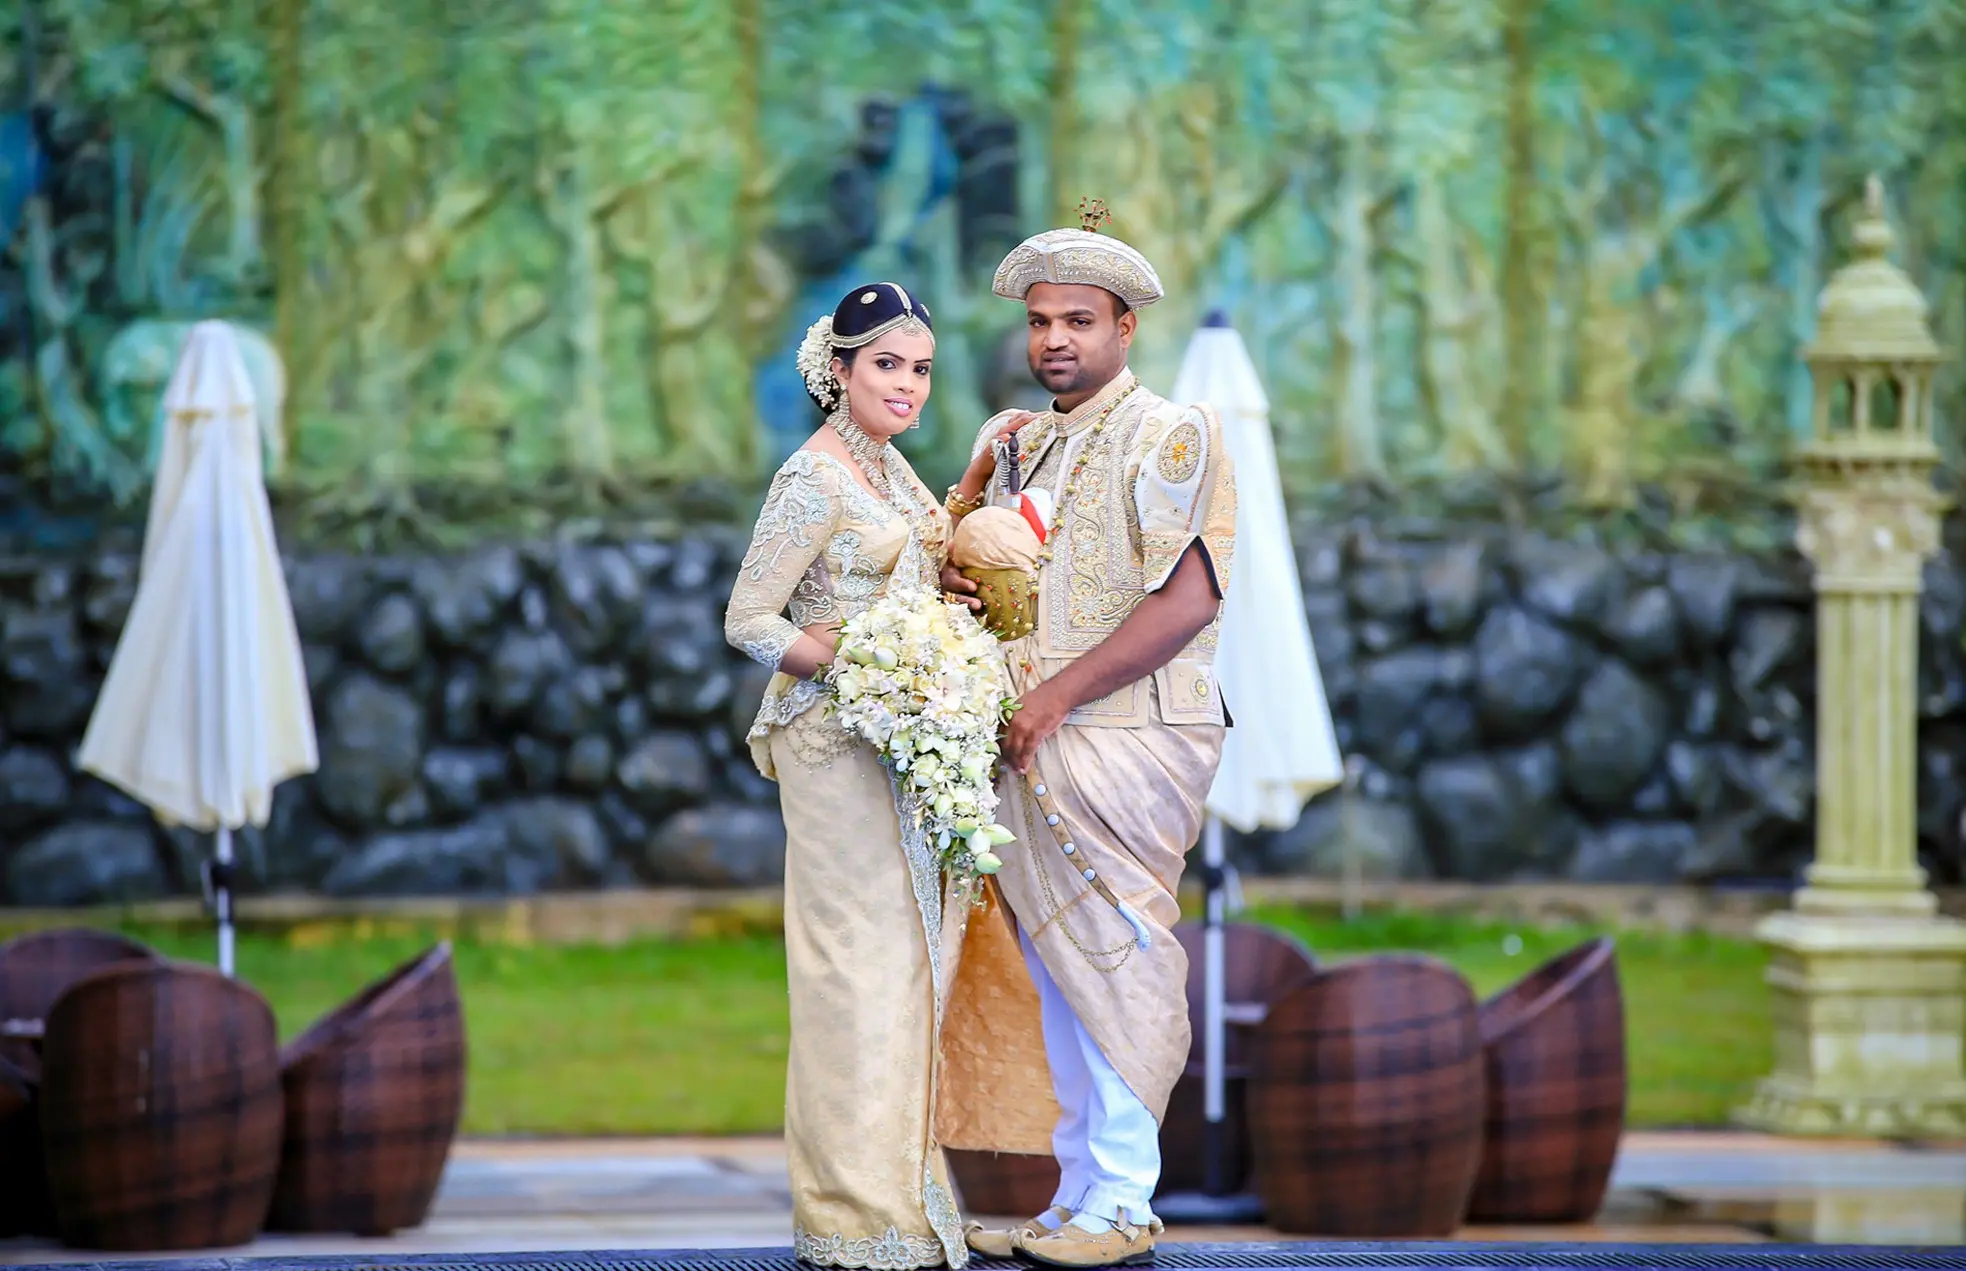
[118,908,1768,1137]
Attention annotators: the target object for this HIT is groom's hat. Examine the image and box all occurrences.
[992,197,1164,310]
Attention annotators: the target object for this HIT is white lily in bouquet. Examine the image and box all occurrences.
[824,589,1018,882]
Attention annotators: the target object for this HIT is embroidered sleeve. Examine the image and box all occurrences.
[1133,404,1237,594]
[725,452,841,671]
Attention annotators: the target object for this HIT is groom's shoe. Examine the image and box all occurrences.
[1014,1217,1162,1267]
[965,1208,1073,1260]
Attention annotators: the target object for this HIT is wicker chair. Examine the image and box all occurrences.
[0,1052,54,1238]
[38,961,284,1251]
[0,928,159,1080]
[1247,954,1486,1237]
[1157,922,1318,1197]
[267,943,466,1236]
[1465,937,1627,1223]
[946,1149,1060,1220]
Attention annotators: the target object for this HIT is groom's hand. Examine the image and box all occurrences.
[941,564,983,611]
[1002,681,1069,775]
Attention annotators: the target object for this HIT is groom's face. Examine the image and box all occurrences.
[1024,283,1136,404]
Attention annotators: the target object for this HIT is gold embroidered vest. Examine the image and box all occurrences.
[976,371,1238,729]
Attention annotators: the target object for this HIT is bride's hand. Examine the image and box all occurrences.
[963,412,1041,486]
[800,623,843,673]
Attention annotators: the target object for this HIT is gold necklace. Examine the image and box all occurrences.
[830,406,921,513]
[829,406,943,593]
[1034,385,1137,565]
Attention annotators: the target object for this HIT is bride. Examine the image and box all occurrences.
[725,282,1011,1269]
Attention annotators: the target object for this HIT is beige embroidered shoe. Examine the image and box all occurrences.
[965,1207,1073,1260]
[1013,1217,1162,1267]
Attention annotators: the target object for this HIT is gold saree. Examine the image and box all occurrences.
[727,449,970,1269]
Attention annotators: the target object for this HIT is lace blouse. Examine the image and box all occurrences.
[725,447,949,737]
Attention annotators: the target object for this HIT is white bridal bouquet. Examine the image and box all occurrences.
[824,589,1018,881]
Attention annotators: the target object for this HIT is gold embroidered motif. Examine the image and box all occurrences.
[782,704,858,770]
[1036,402,1146,655]
[1157,421,1202,484]
[924,1160,966,1269]
[750,679,824,738]
[794,1225,945,1270]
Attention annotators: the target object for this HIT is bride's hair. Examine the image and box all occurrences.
[795,282,935,411]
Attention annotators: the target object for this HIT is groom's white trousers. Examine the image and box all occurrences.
[1018,926,1161,1226]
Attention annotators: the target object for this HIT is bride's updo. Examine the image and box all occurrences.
[794,282,935,411]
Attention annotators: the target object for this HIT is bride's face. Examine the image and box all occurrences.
[834,329,934,439]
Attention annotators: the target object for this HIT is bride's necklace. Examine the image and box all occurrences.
[831,407,923,514]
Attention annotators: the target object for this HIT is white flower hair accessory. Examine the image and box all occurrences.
[796,315,841,409]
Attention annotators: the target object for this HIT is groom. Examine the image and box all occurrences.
[940,202,1237,1268]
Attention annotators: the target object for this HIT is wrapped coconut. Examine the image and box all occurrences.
[948,495,1050,640]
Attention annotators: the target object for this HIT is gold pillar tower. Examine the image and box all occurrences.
[1738,176,1966,1136]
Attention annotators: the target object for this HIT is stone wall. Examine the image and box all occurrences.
[1267,521,1966,890]
[4,523,1966,906]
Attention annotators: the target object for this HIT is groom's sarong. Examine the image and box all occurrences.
[935,376,1235,1162]
[935,649,1222,1155]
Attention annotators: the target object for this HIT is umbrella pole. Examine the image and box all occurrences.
[1201,814,1228,1194]
[212,826,235,978]
[1154,814,1264,1225]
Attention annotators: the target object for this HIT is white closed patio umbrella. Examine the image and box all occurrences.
[77,320,319,976]
[1157,311,1342,1222]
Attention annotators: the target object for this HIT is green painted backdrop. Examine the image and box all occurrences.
[3,0,1964,545]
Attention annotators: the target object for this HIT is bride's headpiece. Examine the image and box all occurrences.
[796,282,936,410]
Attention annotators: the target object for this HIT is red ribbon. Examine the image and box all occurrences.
[1016,493,1049,545]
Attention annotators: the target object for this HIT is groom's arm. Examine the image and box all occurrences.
[1000,545,1219,770]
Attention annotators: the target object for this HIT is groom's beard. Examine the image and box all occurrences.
[1035,359,1090,395]
[1032,347,1124,399]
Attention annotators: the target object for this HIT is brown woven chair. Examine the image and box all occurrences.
[1247,954,1486,1237]
[268,942,466,1236]
[1158,922,1318,1196]
[38,960,284,1251]
[0,1052,54,1238]
[1465,936,1627,1223]
[0,928,159,1080]
[946,1150,1060,1219]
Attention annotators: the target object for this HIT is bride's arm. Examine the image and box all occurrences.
[940,412,1040,608]
[945,411,1040,523]
[725,455,842,682]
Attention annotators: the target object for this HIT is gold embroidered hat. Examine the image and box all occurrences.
[991,197,1164,310]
